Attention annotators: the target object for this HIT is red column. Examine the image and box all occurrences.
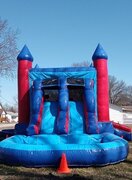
[17,45,33,124]
[92,44,109,121]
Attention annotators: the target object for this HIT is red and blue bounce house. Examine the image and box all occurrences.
[0,44,131,167]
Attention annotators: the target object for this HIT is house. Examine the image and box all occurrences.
[122,106,132,125]
[0,103,7,122]
[6,111,18,123]
[122,106,132,113]
[110,104,124,124]
[110,104,132,125]
[0,103,18,123]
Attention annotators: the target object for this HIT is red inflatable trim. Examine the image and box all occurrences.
[34,97,44,134]
[18,60,32,124]
[112,121,132,132]
[94,59,109,121]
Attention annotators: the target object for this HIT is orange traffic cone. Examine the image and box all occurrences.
[57,153,71,174]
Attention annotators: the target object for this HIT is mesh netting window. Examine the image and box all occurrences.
[42,78,84,101]
[68,86,83,101]
[67,78,84,85]
[42,78,58,86]
[43,87,58,101]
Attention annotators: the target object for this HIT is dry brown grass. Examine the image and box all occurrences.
[0,142,131,180]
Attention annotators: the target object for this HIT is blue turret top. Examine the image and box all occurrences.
[17,45,33,62]
[92,44,108,61]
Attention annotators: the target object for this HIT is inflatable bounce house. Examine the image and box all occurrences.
[0,44,131,167]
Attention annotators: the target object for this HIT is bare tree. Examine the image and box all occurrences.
[0,18,19,78]
[124,85,132,105]
[109,75,127,105]
[72,62,132,106]
[72,61,90,67]
[13,95,18,112]
[3,103,17,113]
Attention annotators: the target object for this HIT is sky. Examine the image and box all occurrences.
[0,0,132,105]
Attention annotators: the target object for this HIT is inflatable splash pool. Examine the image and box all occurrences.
[0,133,128,167]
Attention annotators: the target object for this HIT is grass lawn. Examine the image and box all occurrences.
[0,142,131,180]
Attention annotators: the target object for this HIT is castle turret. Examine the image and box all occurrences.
[17,45,33,125]
[92,44,109,121]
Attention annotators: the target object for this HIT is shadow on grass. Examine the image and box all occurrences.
[0,165,92,180]
[125,159,132,164]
